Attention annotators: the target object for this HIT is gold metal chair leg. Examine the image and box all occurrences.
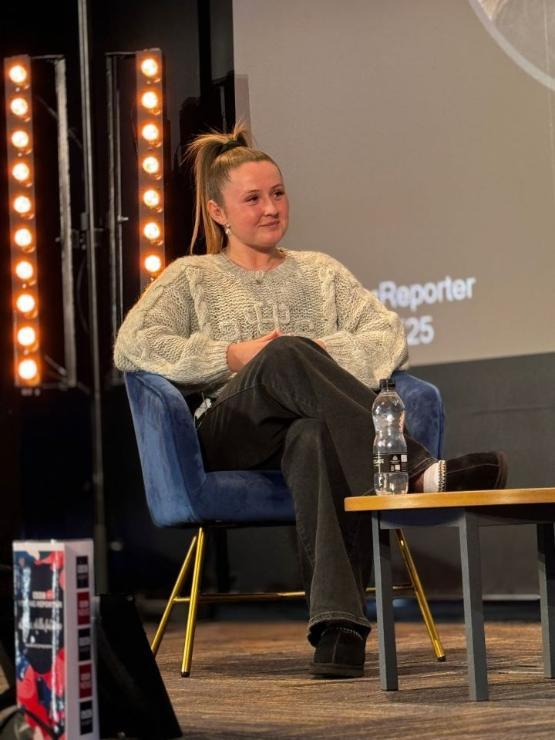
[395,528,446,662]
[181,526,206,677]
[151,533,198,656]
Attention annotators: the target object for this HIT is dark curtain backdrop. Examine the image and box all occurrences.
[0,0,236,595]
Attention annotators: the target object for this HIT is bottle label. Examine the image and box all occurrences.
[373,453,408,474]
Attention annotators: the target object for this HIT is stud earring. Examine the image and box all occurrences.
[224,224,231,236]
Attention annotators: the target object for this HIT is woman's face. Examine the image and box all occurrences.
[209,160,289,251]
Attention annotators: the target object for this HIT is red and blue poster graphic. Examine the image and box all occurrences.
[14,547,66,738]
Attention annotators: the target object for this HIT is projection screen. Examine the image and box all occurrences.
[233,0,555,366]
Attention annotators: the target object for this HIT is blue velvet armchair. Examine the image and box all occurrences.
[124,369,445,676]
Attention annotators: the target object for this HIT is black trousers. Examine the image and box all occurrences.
[197,336,434,643]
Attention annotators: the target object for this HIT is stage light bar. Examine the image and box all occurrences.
[136,49,165,290]
[4,54,41,387]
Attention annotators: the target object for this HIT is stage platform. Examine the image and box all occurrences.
[152,619,555,738]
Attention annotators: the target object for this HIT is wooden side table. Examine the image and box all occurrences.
[345,488,555,701]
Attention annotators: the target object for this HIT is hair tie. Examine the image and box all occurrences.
[219,140,244,155]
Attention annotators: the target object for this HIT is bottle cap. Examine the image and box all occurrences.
[379,378,396,391]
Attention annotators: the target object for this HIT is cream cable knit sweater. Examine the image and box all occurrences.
[114,249,409,396]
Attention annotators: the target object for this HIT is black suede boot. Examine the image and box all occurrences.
[309,625,366,678]
[410,451,508,492]
[443,451,508,491]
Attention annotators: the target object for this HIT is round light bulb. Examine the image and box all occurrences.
[17,358,38,381]
[12,162,31,182]
[11,130,30,150]
[141,58,159,78]
[141,91,159,110]
[17,326,36,347]
[13,195,32,214]
[141,123,160,143]
[14,228,33,248]
[144,254,162,273]
[143,221,161,240]
[16,293,36,314]
[15,260,34,281]
[142,156,160,175]
[10,97,29,118]
[9,64,28,85]
[143,189,161,208]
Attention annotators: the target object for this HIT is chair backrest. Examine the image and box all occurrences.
[125,371,444,528]
[392,371,444,460]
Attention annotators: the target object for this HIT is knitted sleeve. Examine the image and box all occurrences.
[113,261,231,388]
[319,257,409,390]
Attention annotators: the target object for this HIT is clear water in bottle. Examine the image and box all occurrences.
[372,378,408,495]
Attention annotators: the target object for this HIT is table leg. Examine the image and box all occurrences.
[537,523,555,678]
[459,511,488,701]
[371,512,398,691]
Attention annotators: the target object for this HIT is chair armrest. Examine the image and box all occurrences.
[124,372,206,526]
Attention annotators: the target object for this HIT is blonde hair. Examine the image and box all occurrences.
[186,124,278,254]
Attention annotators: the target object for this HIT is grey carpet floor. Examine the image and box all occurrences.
[154,620,555,738]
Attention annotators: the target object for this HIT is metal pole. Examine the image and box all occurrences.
[106,57,119,357]
[114,65,125,335]
[77,0,108,592]
[106,53,129,383]
[54,58,77,388]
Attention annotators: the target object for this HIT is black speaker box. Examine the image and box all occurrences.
[96,594,182,739]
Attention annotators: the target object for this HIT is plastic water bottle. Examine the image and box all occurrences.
[372,378,408,495]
